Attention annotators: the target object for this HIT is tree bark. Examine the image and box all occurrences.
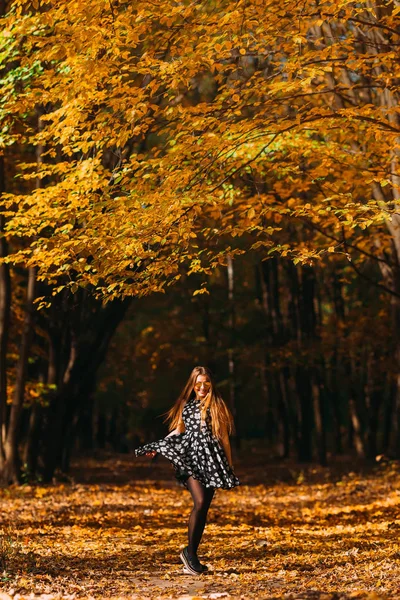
[312,373,327,466]
[259,258,291,457]
[2,267,37,483]
[23,402,43,478]
[0,157,11,469]
[227,255,240,449]
[40,297,131,481]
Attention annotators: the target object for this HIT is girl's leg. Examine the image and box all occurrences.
[186,475,215,557]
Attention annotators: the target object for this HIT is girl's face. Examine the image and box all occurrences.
[194,374,211,399]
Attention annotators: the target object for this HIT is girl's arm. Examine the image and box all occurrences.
[165,418,185,438]
[220,428,234,469]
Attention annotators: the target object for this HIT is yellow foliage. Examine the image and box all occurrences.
[0,0,398,298]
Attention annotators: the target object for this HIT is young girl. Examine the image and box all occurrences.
[134,366,240,575]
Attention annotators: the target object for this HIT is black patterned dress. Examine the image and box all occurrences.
[134,397,240,490]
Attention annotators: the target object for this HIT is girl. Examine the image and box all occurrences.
[134,366,240,575]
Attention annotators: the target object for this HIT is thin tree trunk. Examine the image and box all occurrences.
[330,355,343,455]
[259,259,291,457]
[295,266,315,462]
[382,377,396,454]
[349,398,365,457]
[227,255,239,449]
[312,373,327,466]
[388,300,400,457]
[331,269,345,455]
[0,157,11,469]
[295,366,314,462]
[23,402,43,478]
[364,352,382,459]
[3,267,36,483]
[348,361,366,459]
[23,327,58,478]
[277,370,290,458]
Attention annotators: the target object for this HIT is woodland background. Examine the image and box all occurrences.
[0,0,400,488]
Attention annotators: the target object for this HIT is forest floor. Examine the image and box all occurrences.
[1,448,400,600]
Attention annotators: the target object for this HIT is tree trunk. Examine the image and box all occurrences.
[259,258,291,457]
[364,352,382,459]
[382,377,396,454]
[277,370,290,458]
[227,255,240,449]
[312,373,327,466]
[40,297,131,482]
[3,267,36,483]
[0,157,11,469]
[330,269,345,455]
[295,366,314,462]
[349,399,365,457]
[23,402,43,479]
[388,298,400,457]
[294,266,316,462]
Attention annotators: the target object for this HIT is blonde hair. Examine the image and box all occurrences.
[161,366,235,442]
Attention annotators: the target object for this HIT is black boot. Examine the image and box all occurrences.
[180,546,205,575]
[195,552,209,572]
[188,547,209,572]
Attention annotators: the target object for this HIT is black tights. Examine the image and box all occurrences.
[186,475,215,557]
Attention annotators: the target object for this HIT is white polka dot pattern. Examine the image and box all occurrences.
[134,397,241,490]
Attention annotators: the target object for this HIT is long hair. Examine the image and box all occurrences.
[161,366,235,442]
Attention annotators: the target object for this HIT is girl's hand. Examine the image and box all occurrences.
[145,450,157,458]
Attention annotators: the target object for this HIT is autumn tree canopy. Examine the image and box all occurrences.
[1,0,399,299]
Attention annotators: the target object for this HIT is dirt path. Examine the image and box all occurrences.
[0,451,399,599]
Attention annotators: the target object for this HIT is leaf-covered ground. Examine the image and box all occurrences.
[1,450,400,599]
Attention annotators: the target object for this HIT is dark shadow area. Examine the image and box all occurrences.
[69,448,400,487]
